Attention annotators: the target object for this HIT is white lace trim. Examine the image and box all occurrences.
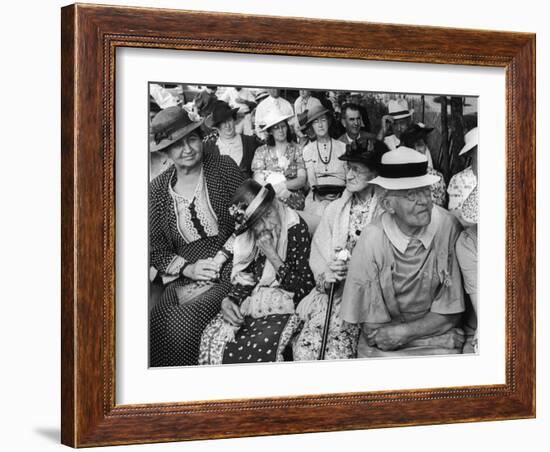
[169,168,218,243]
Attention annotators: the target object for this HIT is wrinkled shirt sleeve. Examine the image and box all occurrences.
[430,221,465,315]
[340,227,392,325]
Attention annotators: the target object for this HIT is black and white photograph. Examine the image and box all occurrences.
[148,83,479,367]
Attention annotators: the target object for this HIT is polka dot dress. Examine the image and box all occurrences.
[149,152,245,367]
[199,218,316,365]
[223,315,291,363]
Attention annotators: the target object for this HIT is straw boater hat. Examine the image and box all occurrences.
[304,104,330,127]
[368,146,440,190]
[387,99,413,120]
[150,106,203,153]
[204,100,239,129]
[229,182,276,236]
[259,109,294,132]
[459,127,479,156]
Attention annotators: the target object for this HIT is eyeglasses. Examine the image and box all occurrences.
[344,163,372,176]
[387,187,431,203]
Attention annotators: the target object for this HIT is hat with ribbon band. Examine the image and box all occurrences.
[368,146,440,190]
[229,184,276,236]
[339,138,389,171]
[387,99,413,120]
[150,106,203,153]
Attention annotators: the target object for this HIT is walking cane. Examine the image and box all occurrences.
[319,281,337,360]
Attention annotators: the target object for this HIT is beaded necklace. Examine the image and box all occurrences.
[316,139,332,170]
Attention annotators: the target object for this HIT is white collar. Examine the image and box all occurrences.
[382,206,440,254]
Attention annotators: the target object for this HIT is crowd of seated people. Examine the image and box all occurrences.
[148,86,479,367]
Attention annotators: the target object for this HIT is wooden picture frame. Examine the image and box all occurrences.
[61,3,535,447]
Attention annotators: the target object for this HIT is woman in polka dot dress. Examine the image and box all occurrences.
[199,180,315,364]
[149,106,245,367]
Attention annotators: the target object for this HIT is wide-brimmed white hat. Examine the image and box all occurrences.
[388,99,413,120]
[259,109,294,132]
[369,146,440,190]
[459,127,479,155]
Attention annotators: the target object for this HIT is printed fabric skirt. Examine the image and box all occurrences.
[281,189,305,211]
[293,286,360,361]
[199,287,302,365]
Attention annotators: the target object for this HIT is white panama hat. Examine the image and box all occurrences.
[259,109,294,132]
[369,146,440,190]
[459,127,479,156]
[388,99,413,120]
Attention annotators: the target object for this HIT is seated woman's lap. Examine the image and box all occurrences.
[150,281,232,366]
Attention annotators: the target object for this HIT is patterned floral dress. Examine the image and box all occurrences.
[293,193,380,361]
[251,142,306,210]
[199,218,315,364]
[428,167,447,207]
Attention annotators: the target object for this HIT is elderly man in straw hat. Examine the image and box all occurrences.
[377,98,434,168]
[340,146,466,357]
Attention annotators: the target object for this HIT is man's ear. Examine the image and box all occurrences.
[382,197,395,214]
[341,117,346,128]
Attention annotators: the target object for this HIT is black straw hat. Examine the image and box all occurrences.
[338,138,389,171]
[399,123,434,148]
[229,181,276,236]
[205,100,239,128]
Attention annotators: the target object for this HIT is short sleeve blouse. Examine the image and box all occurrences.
[251,142,305,179]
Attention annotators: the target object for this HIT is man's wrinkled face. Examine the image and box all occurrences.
[386,186,433,229]
[342,108,361,138]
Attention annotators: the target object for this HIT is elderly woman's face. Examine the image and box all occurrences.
[269,121,288,143]
[385,187,433,229]
[251,203,281,238]
[164,132,203,169]
[216,117,236,139]
[311,114,330,138]
[345,161,377,193]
